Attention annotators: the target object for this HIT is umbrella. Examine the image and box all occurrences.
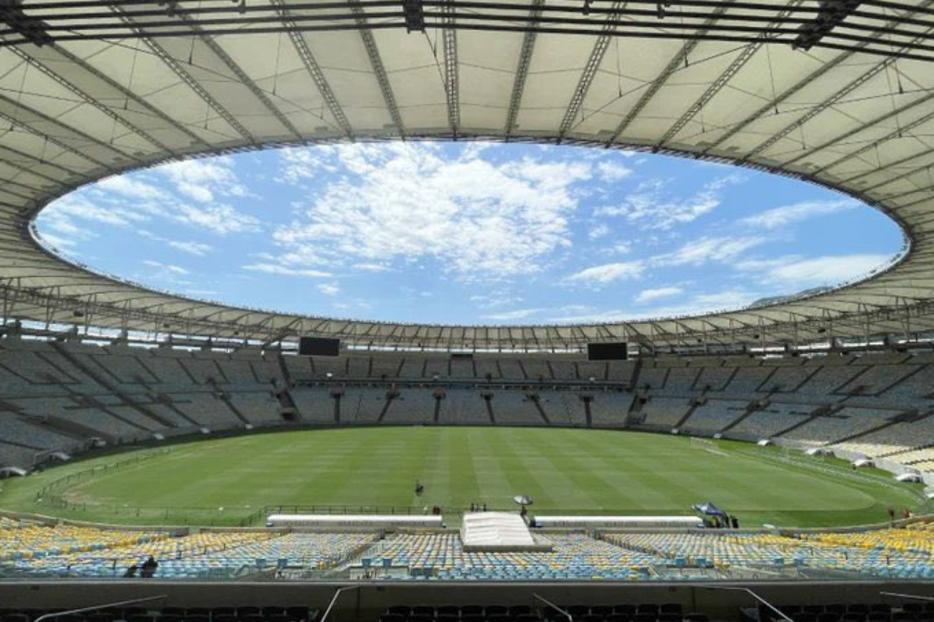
[692,502,726,516]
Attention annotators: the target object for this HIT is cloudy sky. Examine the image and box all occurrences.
[36,142,906,325]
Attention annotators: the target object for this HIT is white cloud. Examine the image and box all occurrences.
[607,241,632,255]
[547,288,761,323]
[548,308,630,323]
[318,282,340,296]
[741,199,857,229]
[243,263,333,278]
[173,203,260,235]
[635,286,683,303]
[565,260,644,286]
[45,195,149,228]
[597,174,743,229]
[160,157,245,203]
[596,161,632,182]
[589,224,611,239]
[470,291,524,309]
[654,235,764,266]
[268,143,591,280]
[167,240,213,256]
[277,147,339,184]
[143,260,188,275]
[481,307,543,321]
[741,253,892,287]
[353,262,391,272]
[96,176,165,200]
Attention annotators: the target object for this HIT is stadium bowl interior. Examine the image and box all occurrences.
[0,0,933,615]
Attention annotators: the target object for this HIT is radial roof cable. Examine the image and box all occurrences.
[793,0,862,51]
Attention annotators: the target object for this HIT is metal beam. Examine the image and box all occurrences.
[844,149,934,191]
[781,90,934,170]
[0,141,81,180]
[47,42,209,150]
[815,105,934,176]
[504,0,544,138]
[745,26,934,163]
[659,2,801,147]
[0,90,142,170]
[270,0,354,140]
[170,6,303,142]
[557,0,623,139]
[10,46,171,155]
[441,0,459,136]
[606,2,733,146]
[0,98,115,172]
[349,0,406,136]
[111,5,256,145]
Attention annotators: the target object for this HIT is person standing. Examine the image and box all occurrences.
[140,556,158,578]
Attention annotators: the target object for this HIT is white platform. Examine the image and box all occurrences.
[461,512,550,551]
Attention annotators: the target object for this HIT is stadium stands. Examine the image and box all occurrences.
[3,337,934,479]
[1,516,931,581]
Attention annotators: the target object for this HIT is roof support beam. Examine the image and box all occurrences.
[0,142,81,180]
[744,28,934,163]
[111,6,256,145]
[0,95,116,172]
[693,2,934,157]
[815,106,934,177]
[700,48,853,155]
[504,0,544,138]
[843,148,934,191]
[9,46,171,155]
[781,90,934,171]
[349,0,406,136]
[605,2,733,146]
[441,0,459,136]
[557,0,623,140]
[0,91,143,171]
[170,6,303,142]
[46,42,209,151]
[270,0,354,140]
[658,2,801,147]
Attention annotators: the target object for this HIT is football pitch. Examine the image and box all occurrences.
[0,427,925,528]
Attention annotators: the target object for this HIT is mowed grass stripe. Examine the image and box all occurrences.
[3,427,924,528]
[569,431,699,510]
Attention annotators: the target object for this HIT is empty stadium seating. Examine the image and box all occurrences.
[1,516,931,581]
[3,336,934,478]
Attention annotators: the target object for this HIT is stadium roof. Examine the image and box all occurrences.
[0,0,933,351]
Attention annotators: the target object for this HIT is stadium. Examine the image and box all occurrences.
[0,0,933,619]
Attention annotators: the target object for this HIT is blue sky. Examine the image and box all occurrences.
[36,142,906,325]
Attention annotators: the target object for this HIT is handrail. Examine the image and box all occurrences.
[880,592,934,603]
[34,595,168,622]
[533,593,573,622]
[701,586,793,622]
[320,585,360,622]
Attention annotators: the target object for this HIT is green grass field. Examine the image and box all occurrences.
[0,427,926,528]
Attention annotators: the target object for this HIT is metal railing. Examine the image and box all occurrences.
[34,596,167,622]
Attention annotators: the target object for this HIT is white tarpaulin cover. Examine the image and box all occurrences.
[461,512,549,551]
